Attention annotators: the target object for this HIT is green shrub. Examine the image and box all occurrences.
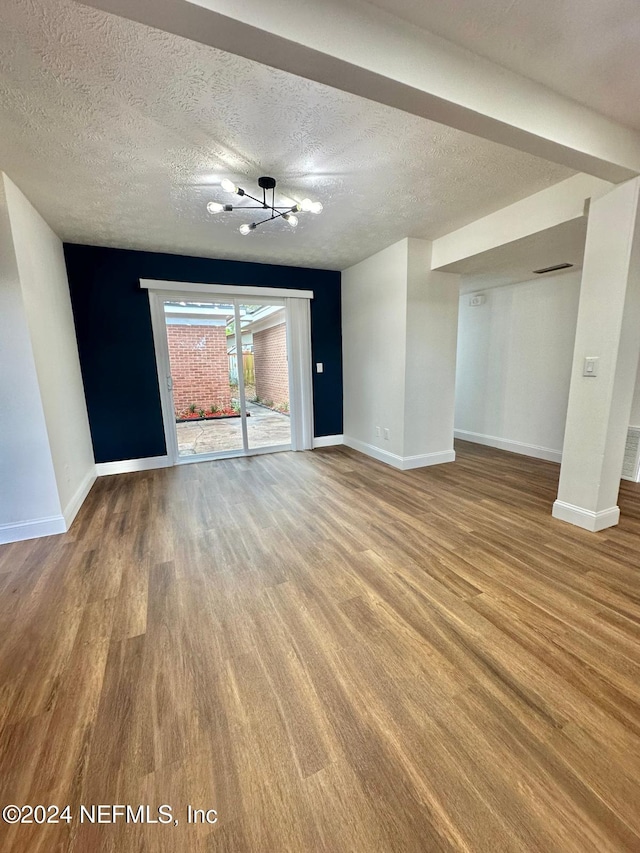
[188,403,196,413]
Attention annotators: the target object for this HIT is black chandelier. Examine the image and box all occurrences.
[206,176,323,235]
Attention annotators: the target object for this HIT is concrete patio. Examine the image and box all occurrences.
[176,401,291,455]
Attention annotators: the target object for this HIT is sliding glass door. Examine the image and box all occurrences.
[160,296,293,462]
[238,302,293,451]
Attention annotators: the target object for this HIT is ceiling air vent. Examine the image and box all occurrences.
[533,263,574,275]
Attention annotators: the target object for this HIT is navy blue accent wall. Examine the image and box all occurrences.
[64,244,342,464]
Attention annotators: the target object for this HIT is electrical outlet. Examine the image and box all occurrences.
[383,428,390,440]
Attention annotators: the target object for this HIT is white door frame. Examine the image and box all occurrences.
[148,290,180,463]
[147,288,313,465]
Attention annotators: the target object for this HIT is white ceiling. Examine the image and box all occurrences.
[366,0,640,132]
[0,0,575,270]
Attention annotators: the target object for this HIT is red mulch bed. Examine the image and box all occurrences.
[176,407,250,423]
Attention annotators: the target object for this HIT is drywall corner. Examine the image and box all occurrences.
[4,175,95,526]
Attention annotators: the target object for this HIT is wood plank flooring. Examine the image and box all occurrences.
[0,440,639,852]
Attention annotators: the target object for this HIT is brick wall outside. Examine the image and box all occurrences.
[166,324,231,415]
[253,322,289,407]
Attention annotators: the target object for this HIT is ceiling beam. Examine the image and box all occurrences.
[78,0,640,183]
[431,174,612,271]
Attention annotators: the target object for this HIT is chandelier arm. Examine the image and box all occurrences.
[225,204,293,210]
[230,204,275,209]
[238,189,267,207]
[252,215,277,228]
[270,208,295,222]
[252,208,296,228]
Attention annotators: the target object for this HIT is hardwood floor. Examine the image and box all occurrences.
[1,440,639,852]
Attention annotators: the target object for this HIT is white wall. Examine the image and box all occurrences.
[342,239,408,458]
[0,177,64,540]
[4,175,95,524]
[403,239,459,459]
[455,271,581,461]
[0,174,95,542]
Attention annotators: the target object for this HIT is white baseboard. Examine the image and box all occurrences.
[62,468,97,527]
[552,500,620,532]
[343,436,455,470]
[454,429,562,464]
[0,467,96,544]
[96,455,171,476]
[0,515,67,545]
[344,436,404,467]
[402,450,455,469]
[313,434,344,448]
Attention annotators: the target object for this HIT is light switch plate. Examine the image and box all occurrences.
[583,356,599,377]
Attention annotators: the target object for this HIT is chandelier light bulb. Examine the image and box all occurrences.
[284,214,298,227]
[206,201,224,214]
[300,198,314,212]
[310,201,323,214]
[221,178,238,193]
[239,223,255,235]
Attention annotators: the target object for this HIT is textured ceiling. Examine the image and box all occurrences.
[366,0,640,132]
[0,0,573,270]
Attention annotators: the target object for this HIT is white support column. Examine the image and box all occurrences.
[342,238,459,470]
[403,239,459,468]
[553,178,640,531]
